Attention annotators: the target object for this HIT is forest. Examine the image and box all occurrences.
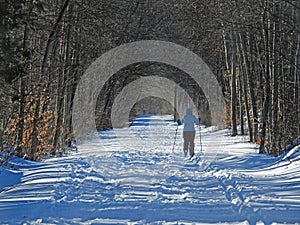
[0,0,299,161]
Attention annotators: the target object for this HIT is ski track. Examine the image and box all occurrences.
[0,114,300,225]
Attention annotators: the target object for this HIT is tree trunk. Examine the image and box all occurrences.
[239,33,253,142]
[295,34,300,136]
[248,33,259,143]
[231,32,238,136]
[259,3,272,154]
[271,3,280,155]
[17,24,30,155]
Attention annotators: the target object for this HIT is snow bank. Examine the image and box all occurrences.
[0,167,22,191]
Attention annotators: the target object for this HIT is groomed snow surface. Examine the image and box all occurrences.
[0,114,300,225]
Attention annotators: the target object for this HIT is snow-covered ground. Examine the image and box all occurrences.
[0,114,300,225]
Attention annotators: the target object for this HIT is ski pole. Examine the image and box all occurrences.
[199,124,203,152]
[172,123,179,153]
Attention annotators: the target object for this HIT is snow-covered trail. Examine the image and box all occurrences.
[0,115,300,225]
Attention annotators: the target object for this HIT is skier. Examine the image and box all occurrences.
[177,108,200,157]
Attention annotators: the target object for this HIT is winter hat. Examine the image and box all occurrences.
[186,108,192,115]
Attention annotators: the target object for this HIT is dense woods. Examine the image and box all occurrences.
[0,0,299,160]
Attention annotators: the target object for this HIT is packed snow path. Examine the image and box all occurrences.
[0,115,300,224]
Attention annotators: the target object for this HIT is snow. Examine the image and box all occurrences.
[0,114,300,224]
[0,167,22,191]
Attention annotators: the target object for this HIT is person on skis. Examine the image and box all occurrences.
[177,108,200,157]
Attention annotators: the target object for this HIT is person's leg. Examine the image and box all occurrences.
[187,131,196,157]
[183,131,188,156]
